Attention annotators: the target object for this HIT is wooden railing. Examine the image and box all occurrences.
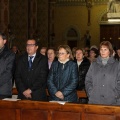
[0,100,120,120]
[12,88,87,98]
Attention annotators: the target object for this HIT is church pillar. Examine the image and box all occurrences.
[0,0,9,33]
[28,0,37,38]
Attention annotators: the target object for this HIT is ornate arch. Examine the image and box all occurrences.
[63,25,80,41]
[98,9,108,23]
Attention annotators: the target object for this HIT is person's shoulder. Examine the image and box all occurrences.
[68,60,77,66]
[88,60,96,68]
[7,49,15,56]
[52,60,59,65]
[41,54,48,62]
[114,58,119,65]
[17,52,27,61]
[50,61,59,70]
[36,52,47,59]
[3,46,15,57]
[83,57,90,64]
[91,60,97,65]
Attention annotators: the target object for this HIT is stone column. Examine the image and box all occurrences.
[28,0,37,38]
[0,0,9,33]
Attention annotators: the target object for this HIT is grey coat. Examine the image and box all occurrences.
[85,56,120,105]
[0,46,15,97]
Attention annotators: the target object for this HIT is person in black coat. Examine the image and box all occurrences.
[11,45,22,86]
[0,32,15,99]
[75,48,90,103]
[75,48,90,90]
[15,39,48,101]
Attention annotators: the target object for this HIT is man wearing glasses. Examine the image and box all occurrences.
[15,39,48,101]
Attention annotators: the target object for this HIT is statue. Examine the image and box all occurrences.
[107,0,120,13]
[84,30,91,47]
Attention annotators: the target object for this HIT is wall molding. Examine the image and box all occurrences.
[56,0,108,6]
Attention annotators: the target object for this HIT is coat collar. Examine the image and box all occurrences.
[96,55,115,65]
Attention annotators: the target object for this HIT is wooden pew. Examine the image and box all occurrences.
[0,100,120,120]
[12,88,87,98]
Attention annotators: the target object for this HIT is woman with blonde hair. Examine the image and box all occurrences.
[47,45,79,102]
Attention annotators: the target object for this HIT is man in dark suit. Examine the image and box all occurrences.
[15,39,48,101]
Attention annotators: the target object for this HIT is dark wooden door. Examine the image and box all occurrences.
[100,24,120,48]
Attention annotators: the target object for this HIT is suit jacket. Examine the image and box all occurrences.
[15,52,48,101]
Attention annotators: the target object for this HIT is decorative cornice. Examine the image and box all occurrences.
[56,0,109,6]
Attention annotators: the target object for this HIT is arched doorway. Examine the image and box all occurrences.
[64,26,80,49]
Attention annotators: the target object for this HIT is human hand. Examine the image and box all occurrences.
[55,91,64,100]
[23,89,32,98]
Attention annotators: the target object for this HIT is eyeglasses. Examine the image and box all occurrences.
[26,44,36,47]
[58,52,67,55]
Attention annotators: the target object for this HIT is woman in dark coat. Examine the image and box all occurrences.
[85,41,120,105]
[75,48,90,103]
[75,48,90,90]
[47,45,79,103]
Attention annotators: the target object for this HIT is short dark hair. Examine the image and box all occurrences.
[90,48,99,57]
[75,48,85,55]
[100,41,113,56]
[0,32,7,40]
[27,39,38,46]
[47,47,56,54]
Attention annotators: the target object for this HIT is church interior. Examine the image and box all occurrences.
[0,0,120,120]
[1,0,120,52]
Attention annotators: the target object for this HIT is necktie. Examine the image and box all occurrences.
[28,56,34,69]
